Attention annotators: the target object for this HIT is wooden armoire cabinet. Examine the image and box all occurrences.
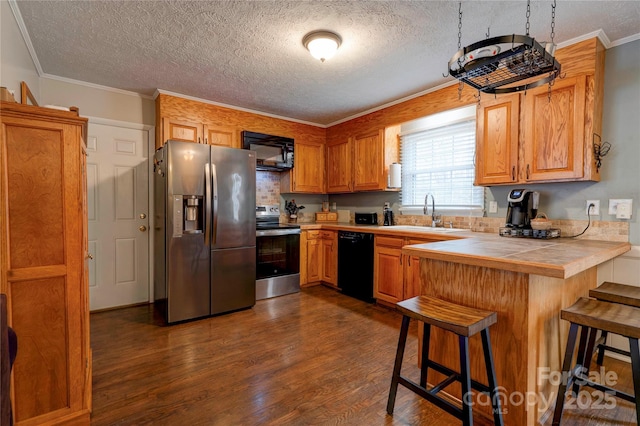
[0,101,91,424]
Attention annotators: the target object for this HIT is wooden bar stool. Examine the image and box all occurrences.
[588,282,640,364]
[386,295,503,426]
[552,297,640,425]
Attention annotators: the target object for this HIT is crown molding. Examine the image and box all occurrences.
[154,89,326,128]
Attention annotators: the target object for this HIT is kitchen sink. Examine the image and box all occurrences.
[384,225,466,233]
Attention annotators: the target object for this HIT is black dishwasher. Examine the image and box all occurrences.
[338,231,375,302]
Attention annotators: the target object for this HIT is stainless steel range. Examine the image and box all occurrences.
[256,205,301,300]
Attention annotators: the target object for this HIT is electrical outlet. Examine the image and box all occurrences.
[586,200,600,216]
[489,201,498,213]
[609,199,633,215]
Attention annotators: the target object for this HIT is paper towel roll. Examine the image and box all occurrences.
[388,163,401,188]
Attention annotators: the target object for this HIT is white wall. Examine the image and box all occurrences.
[0,0,39,99]
[597,246,640,360]
[39,78,155,126]
[1,0,154,126]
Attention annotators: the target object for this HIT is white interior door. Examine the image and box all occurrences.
[87,122,149,310]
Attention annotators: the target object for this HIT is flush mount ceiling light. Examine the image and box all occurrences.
[303,30,342,62]
[447,0,561,95]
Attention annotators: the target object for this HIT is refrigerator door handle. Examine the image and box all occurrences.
[204,163,212,247]
[212,163,218,245]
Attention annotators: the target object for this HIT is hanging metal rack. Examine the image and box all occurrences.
[447,1,561,95]
[448,35,561,94]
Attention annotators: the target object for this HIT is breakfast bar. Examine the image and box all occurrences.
[402,236,631,426]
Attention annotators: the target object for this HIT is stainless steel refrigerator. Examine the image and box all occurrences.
[154,140,256,323]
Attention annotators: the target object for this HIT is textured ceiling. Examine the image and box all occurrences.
[14,1,640,126]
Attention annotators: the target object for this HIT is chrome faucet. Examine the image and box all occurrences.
[423,193,441,227]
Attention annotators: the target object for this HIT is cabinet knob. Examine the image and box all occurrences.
[87,253,94,260]
[139,225,147,232]
[139,213,146,219]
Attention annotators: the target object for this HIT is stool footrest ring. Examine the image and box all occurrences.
[397,376,463,419]
[424,359,494,395]
[596,343,631,358]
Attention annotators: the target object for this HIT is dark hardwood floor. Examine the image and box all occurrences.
[90,286,636,425]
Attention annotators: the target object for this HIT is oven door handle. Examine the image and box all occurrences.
[256,229,302,237]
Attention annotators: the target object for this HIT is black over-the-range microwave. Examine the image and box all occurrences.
[242,131,294,171]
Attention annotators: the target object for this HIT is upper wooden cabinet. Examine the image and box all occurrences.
[474,39,605,186]
[475,93,520,185]
[475,74,600,185]
[161,117,239,148]
[163,118,202,144]
[353,130,385,191]
[326,138,352,192]
[326,127,398,193]
[280,139,325,193]
[204,124,239,148]
[523,75,587,182]
[0,102,91,424]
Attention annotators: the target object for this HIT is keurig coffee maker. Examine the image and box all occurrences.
[505,189,539,228]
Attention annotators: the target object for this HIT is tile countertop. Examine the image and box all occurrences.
[298,223,631,279]
[402,236,630,279]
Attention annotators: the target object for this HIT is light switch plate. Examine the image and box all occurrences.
[616,202,632,219]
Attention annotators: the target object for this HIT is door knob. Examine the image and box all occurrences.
[139,213,146,219]
[139,225,147,232]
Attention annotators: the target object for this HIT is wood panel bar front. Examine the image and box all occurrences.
[419,258,597,426]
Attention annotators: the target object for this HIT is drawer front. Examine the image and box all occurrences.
[306,230,321,240]
[319,230,335,239]
[375,236,404,248]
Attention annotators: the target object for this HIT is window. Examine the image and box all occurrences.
[399,105,484,215]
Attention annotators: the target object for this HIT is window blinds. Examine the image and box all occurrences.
[400,119,484,209]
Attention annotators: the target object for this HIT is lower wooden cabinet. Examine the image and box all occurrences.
[0,102,91,424]
[374,236,438,304]
[300,230,337,287]
[320,230,338,287]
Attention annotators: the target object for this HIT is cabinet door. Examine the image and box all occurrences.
[320,231,338,286]
[204,124,238,148]
[523,75,586,182]
[292,140,324,193]
[353,129,385,191]
[374,237,404,304]
[1,109,90,423]
[306,232,322,283]
[300,231,308,285]
[475,93,520,185]
[403,238,437,299]
[163,118,203,144]
[326,139,352,193]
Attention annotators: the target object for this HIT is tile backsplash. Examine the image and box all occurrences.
[395,215,629,242]
[256,171,280,205]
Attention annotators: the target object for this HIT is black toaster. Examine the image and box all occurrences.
[355,212,378,225]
